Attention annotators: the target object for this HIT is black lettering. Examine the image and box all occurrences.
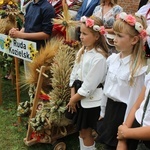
[13,39,26,49]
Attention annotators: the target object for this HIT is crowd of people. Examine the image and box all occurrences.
[7,0,150,150]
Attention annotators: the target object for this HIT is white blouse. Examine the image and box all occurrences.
[69,48,107,112]
[104,53,148,119]
[135,72,150,126]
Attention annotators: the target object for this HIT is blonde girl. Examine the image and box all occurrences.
[66,16,108,150]
[96,12,148,150]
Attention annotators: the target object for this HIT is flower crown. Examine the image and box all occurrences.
[117,12,150,39]
[80,16,107,35]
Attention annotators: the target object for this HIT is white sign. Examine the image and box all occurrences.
[0,34,37,62]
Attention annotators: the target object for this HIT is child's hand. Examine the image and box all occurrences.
[98,116,103,120]
[66,98,77,113]
[117,123,128,139]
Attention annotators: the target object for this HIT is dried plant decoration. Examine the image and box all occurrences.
[48,43,76,126]
[53,0,79,41]
[0,0,23,34]
[21,38,63,93]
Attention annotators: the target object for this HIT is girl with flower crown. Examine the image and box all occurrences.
[66,15,108,150]
[96,12,149,150]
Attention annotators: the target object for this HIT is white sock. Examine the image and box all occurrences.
[79,136,84,150]
[82,142,96,150]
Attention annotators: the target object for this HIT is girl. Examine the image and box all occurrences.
[117,71,150,150]
[66,16,108,150]
[96,12,148,150]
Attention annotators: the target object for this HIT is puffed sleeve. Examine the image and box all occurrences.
[78,55,107,97]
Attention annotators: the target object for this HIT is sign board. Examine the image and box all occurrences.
[0,33,37,62]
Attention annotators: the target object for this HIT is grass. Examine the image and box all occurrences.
[0,69,104,150]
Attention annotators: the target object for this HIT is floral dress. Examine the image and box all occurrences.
[93,4,123,28]
[93,5,123,55]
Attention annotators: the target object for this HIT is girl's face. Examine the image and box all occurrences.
[80,24,99,50]
[113,31,138,56]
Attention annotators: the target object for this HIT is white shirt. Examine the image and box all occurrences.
[137,3,150,26]
[137,3,150,48]
[69,48,107,114]
[104,53,148,119]
[135,72,150,126]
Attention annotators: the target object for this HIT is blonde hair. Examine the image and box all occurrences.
[76,16,108,63]
[113,15,147,86]
[101,0,118,6]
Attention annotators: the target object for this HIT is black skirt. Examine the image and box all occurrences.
[96,98,127,147]
[72,102,100,131]
[66,80,101,131]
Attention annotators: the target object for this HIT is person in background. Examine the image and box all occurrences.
[9,0,55,51]
[96,12,148,150]
[93,0,123,55]
[117,69,150,150]
[9,0,55,78]
[137,0,150,58]
[75,0,100,21]
[138,0,148,10]
[74,0,100,41]
[66,15,108,150]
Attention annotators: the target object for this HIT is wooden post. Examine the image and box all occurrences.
[14,57,21,122]
[25,66,46,143]
[62,0,70,42]
[15,57,20,105]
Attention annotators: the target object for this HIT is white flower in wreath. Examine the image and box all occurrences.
[93,25,100,31]
[135,22,144,33]
[80,16,87,22]
[119,12,127,20]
